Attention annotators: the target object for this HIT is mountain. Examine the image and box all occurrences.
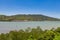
[0,14,60,21]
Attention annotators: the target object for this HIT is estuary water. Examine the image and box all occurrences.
[0,21,60,33]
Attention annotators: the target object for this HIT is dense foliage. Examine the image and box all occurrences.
[0,27,60,40]
[0,14,60,21]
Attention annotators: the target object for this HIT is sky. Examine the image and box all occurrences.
[0,0,59,18]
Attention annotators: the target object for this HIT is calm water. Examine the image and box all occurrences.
[0,21,60,33]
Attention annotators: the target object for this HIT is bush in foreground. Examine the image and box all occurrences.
[0,27,60,40]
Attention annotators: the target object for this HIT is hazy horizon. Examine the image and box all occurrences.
[0,0,59,18]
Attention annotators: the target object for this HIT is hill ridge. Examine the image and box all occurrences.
[0,14,59,21]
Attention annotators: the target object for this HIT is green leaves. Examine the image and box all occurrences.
[0,27,60,40]
[53,35,60,40]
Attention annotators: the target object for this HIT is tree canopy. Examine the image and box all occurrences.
[0,27,60,40]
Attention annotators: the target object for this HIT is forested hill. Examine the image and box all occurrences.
[0,14,60,21]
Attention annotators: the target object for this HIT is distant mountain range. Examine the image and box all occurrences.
[0,14,60,21]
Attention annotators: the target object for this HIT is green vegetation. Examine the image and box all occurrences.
[0,14,60,21]
[0,27,60,40]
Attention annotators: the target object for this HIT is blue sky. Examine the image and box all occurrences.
[0,0,59,18]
